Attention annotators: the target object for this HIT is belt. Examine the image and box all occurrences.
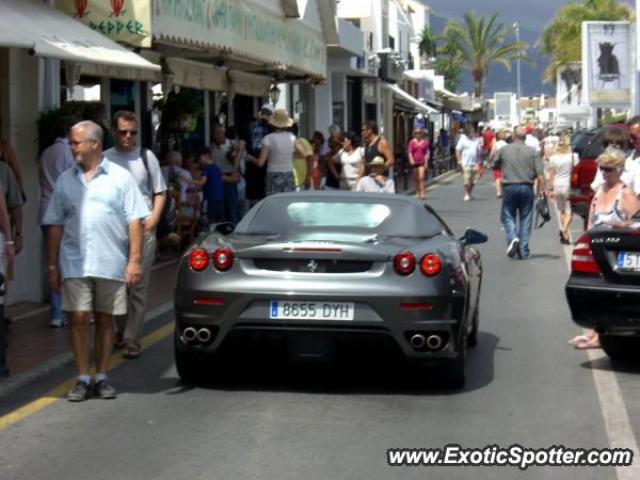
[503,182,533,186]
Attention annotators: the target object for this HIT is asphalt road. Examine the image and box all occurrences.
[1,174,639,480]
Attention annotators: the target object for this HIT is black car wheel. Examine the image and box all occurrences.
[174,347,208,385]
[600,335,640,362]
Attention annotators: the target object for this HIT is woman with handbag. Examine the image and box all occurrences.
[548,136,578,244]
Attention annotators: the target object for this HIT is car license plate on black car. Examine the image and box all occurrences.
[269,301,355,320]
[617,252,640,271]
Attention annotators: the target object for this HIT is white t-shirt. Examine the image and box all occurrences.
[337,147,364,190]
[549,152,577,190]
[104,147,167,210]
[262,132,295,173]
[355,175,395,193]
[525,134,541,153]
[456,135,479,167]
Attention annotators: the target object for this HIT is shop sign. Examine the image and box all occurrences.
[57,0,152,48]
[153,0,326,78]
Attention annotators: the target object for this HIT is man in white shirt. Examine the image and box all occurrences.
[455,126,480,201]
[355,156,395,193]
[104,111,167,359]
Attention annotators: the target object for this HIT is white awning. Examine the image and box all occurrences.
[165,58,228,92]
[383,83,439,114]
[0,0,159,72]
[228,71,271,98]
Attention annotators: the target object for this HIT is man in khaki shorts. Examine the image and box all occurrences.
[43,120,148,401]
[455,125,480,202]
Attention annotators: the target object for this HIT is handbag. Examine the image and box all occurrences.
[535,192,551,229]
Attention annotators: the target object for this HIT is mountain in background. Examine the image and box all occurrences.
[430,14,555,98]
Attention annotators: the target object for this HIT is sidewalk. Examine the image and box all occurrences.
[1,259,179,396]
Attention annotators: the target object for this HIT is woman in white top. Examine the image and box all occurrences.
[328,131,364,190]
[253,110,304,195]
[569,147,640,350]
[548,135,578,244]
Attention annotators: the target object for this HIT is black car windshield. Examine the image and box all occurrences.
[235,196,445,238]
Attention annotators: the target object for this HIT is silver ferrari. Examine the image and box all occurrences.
[174,191,486,388]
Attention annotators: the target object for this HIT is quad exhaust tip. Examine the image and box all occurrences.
[426,334,443,350]
[409,334,426,349]
[409,333,443,351]
[183,327,197,342]
[196,328,212,343]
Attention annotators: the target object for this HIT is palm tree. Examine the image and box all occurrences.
[418,27,464,92]
[442,12,530,97]
[539,0,633,82]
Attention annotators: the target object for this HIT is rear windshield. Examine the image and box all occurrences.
[235,196,445,238]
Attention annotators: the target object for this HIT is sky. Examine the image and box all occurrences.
[423,0,635,96]
[424,0,634,33]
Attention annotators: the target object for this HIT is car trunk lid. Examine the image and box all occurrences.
[590,226,640,284]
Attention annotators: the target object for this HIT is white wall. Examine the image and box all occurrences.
[1,48,43,304]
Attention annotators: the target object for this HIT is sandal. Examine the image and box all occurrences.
[122,344,141,359]
[574,336,601,350]
[567,335,589,346]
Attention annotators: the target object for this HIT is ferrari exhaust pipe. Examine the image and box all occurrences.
[409,334,426,350]
[426,334,443,350]
[183,327,197,342]
[196,328,212,343]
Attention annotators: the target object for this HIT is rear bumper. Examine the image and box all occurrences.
[566,275,640,333]
[174,292,467,361]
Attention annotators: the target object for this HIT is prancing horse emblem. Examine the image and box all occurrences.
[307,260,318,273]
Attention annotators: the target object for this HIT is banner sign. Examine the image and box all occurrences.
[58,0,152,48]
[582,22,631,106]
[152,0,326,78]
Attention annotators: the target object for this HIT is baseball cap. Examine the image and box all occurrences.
[260,103,274,113]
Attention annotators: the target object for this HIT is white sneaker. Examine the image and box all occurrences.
[507,238,520,258]
[463,194,470,202]
[50,318,63,328]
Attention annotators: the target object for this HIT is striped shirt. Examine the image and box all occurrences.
[494,141,544,184]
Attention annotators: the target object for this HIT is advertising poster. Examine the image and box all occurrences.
[582,22,631,106]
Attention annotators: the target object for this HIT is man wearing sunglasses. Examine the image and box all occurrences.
[104,111,167,360]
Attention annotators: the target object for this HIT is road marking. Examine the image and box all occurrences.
[0,322,174,430]
[556,208,640,477]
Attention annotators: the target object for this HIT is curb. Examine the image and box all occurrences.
[0,301,175,400]
[399,168,460,196]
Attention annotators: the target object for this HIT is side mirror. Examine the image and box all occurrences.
[209,222,235,235]
[460,228,488,246]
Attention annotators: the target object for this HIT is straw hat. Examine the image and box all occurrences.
[268,109,293,129]
[368,155,386,166]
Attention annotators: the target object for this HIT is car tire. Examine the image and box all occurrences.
[600,335,640,362]
[174,338,209,385]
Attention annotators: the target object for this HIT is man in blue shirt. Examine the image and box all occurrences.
[43,120,148,401]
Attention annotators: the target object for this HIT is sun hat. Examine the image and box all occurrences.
[368,155,386,166]
[269,109,293,129]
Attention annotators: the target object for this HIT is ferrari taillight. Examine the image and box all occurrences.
[420,254,441,276]
[212,247,233,271]
[189,248,209,271]
[394,252,416,275]
[571,233,599,275]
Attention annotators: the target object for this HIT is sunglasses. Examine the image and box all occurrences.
[117,129,138,136]
[599,166,617,173]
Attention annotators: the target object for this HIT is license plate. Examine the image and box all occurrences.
[269,301,355,321]
[617,252,640,271]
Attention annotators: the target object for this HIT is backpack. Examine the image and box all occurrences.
[140,149,176,239]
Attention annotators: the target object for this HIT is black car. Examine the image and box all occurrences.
[566,224,640,360]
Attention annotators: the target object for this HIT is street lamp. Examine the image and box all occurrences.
[268,83,281,106]
[513,22,521,100]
